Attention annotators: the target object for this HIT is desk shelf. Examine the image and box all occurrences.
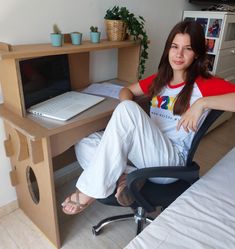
[0,39,141,248]
[0,39,141,59]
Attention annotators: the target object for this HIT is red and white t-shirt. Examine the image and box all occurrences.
[139,74,235,159]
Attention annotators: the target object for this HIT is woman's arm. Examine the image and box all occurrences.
[200,92,235,112]
[119,83,144,101]
[177,92,235,132]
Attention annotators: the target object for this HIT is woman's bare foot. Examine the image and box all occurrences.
[115,173,145,206]
[61,189,94,215]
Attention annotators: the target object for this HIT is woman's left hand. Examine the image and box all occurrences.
[177,98,205,132]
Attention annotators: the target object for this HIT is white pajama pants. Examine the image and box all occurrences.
[75,100,183,199]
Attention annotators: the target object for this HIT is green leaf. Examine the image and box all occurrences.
[104,6,149,79]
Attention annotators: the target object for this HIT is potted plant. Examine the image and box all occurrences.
[104,6,148,79]
[50,24,63,47]
[70,31,82,45]
[90,26,101,43]
[104,6,127,42]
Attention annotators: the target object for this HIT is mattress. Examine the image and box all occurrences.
[125,147,235,249]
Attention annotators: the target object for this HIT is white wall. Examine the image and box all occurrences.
[0,0,200,207]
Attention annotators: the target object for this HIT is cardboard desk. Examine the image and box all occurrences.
[0,39,141,248]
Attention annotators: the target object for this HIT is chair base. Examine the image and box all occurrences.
[92,207,153,236]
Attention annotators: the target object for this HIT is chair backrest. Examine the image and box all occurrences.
[186,109,224,166]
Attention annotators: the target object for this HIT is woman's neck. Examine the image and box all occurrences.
[170,71,185,86]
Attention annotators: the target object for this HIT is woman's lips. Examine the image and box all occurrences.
[173,60,184,65]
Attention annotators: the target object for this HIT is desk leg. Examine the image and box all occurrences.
[4,122,61,248]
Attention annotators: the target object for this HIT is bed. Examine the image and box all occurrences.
[125,147,235,249]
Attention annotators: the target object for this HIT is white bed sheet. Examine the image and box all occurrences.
[125,147,235,249]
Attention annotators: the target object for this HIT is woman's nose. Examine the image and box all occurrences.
[176,48,183,57]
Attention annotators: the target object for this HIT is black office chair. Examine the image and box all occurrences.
[92,109,224,236]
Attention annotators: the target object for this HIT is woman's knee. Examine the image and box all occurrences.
[116,100,147,121]
[115,100,141,116]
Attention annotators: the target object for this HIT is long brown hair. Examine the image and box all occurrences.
[149,20,211,115]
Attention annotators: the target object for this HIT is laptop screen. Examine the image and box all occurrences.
[20,54,71,109]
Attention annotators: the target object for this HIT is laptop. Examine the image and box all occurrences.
[20,54,104,121]
[27,91,105,121]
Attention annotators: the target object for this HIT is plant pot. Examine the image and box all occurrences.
[126,34,135,41]
[70,32,82,45]
[105,19,127,41]
[50,33,63,47]
[90,32,101,43]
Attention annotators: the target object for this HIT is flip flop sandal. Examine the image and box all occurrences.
[61,190,94,215]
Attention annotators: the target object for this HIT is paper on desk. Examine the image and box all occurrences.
[82,82,124,99]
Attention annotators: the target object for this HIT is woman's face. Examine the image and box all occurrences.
[168,33,196,75]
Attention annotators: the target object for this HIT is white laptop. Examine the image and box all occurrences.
[27,91,105,121]
[19,55,105,121]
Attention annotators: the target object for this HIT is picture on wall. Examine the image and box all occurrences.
[206,38,216,53]
[196,18,208,34]
[207,19,222,38]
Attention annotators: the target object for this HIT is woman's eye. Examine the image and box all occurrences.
[185,47,192,51]
[171,44,177,49]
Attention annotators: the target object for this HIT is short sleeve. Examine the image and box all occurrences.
[139,74,157,95]
[196,76,235,96]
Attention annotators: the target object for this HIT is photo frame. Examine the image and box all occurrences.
[207,19,222,38]
[196,18,208,34]
[207,54,216,72]
[206,38,216,53]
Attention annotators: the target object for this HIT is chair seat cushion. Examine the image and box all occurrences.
[139,180,191,208]
[97,179,190,209]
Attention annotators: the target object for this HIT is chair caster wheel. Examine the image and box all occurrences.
[92,226,101,236]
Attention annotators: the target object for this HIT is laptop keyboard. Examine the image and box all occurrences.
[28,91,105,121]
[37,92,80,114]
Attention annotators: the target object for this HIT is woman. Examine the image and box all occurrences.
[62,20,235,215]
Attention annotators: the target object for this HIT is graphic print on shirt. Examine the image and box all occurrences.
[150,94,180,123]
[151,95,175,111]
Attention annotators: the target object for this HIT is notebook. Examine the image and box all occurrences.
[27,91,105,121]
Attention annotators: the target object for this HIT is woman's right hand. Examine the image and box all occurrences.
[177,98,205,132]
[119,83,144,101]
